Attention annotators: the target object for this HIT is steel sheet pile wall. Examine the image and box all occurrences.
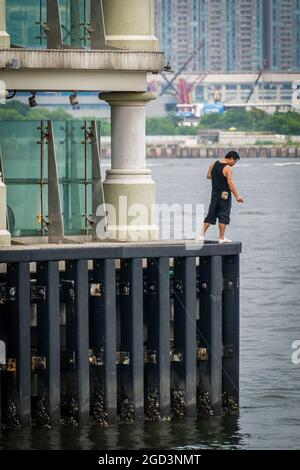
[0,243,241,428]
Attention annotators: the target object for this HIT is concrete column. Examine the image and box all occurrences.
[0,0,10,48]
[0,172,11,246]
[102,0,159,51]
[99,92,159,241]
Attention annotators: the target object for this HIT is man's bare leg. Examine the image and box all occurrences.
[219,223,227,240]
[200,222,210,237]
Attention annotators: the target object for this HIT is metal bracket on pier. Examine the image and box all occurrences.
[6,358,17,372]
[170,350,183,363]
[0,283,16,304]
[197,347,209,361]
[60,280,132,299]
[116,351,130,365]
[223,278,238,290]
[144,350,157,364]
[223,345,235,358]
[117,282,130,297]
[143,280,158,295]
[1,282,47,303]
[31,356,47,371]
[171,279,184,295]
[89,349,104,366]
[30,284,47,301]
[197,278,209,293]
[89,282,104,297]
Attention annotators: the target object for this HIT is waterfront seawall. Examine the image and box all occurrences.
[101,145,300,159]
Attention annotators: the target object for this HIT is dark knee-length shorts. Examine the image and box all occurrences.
[204,190,232,225]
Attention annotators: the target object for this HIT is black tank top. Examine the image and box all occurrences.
[211,161,231,192]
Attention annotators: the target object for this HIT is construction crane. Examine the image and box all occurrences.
[177,73,207,105]
[245,59,269,104]
[160,40,204,97]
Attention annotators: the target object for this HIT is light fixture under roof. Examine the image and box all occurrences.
[69,92,79,108]
[28,92,37,108]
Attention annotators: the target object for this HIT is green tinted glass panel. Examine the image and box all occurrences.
[53,121,92,235]
[7,0,91,48]
[7,184,41,235]
[0,120,98,237]
[7,0,47,48]
[60,0,91,47]
[0,121,41,236]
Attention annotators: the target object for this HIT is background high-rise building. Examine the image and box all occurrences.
[155,0,300,73]
[155,0,201,72]
[264,0,300,71]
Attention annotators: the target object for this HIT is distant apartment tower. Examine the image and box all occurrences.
[236,0,263,71]
[154,0,201,72]
[200,0,262,72]
[155,0,263,72]
[263,0,300,71]
[155,0,300,72]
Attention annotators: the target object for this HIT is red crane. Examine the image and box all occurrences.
[160,40,204,97]
[178,78,190,104]
[177,74,207,105]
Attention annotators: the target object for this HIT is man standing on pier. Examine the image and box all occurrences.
[198,151,244,243]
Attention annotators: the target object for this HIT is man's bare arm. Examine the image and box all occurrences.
[207,162,214,179]
[225,167,244,203]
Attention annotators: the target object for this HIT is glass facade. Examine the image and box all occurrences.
[0,120,100,237]
[6,0,91,48]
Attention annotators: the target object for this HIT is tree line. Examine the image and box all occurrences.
[0,101,299,136]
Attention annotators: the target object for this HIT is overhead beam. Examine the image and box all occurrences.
[0,48,164,72]
[0,70,148,92]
